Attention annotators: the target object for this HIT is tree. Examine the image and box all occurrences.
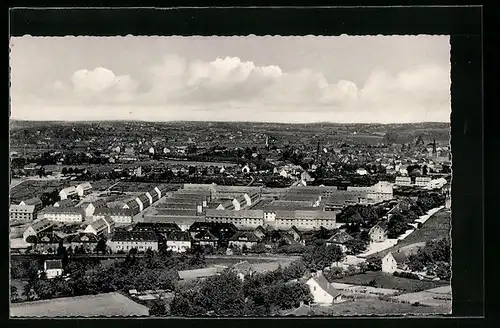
[96,239,107,254]
[149,299,167,316]
[344,238,369,255]
[302,244,344,271]
[387,213,410,239]
[10,285,19,302]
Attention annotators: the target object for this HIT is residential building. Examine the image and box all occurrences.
[381,252,409,274]
[306,273,344,305]
[228,231,260,250]
[84,217,115,236]
[93,208,133,226]
[59,186,78,200]
[287,226,302,242]
[79,200,107,217]
[23,218,53,242]
[415,177,432,187]
[43,260,63,279]
[132,222,181,234]
[75,182,93,196]
[10,205,36,223]
[265,210,337,231]
[205,209,265,229]
[165,231,192,253]
[192,230,219,248]
[369,221,389,243]
[253,225,267,240]
[108,231,158,253]
[66,233,100,253]
[395,176,412,187]
[38,207,85,223]
[19,197,43,211]
[326,231,354,252]
[122,199,141,216]
[28,232,63,253]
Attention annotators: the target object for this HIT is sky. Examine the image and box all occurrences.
[9,35,451,123]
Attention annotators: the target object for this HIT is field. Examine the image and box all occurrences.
[110,182,180,193]
[313,297,450,316]
[332,272,450,293]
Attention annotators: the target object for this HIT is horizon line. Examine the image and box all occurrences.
[9,119,450,125]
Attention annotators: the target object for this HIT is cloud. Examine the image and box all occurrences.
[12,54,450,123]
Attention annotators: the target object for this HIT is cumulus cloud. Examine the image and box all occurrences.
[12,53,450,123]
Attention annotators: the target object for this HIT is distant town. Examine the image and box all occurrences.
[10,120,452,317]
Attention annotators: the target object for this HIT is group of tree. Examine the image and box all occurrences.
[170,260,311,316]
[301,243,344,271]
[12,250,207,303]
[407,237,451,280]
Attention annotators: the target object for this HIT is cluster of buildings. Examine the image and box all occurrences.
[395,176,448,189]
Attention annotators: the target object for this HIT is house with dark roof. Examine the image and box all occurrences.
[137,194,151,210]
[122,199,141,216]
[165,231,191,253]
[287,226,302,242]
[228,231,260,250]
[79,200,107,217]
[132,222,181,234]
[23,218,54,241]
[192,230,219,248]
[43,260,63,279]
[66,233,100,253]
[28,232,63,254]
[306,273,344,305]
[109,231,158,253]
[252,225,267,240]
[326,231,354,252]
[381,251,409,274]
[369,221,389,242]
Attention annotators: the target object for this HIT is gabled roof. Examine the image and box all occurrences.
[67,233,100,243]
[10,205,36,213]
[311,275,342,298]
[29,218,53,233]
[55,199,75,207]
[94,208,132,217]
[88,217,114,231]
[229,231,260,242]
[20,197,42,206]
[111,231,158,242]
[287,226,302,236]
[166,230,191,242]
[37,232,63,244]
[40,207,85,215]
[194,230,219,241]
[45,259,62,270]
[327,231,354,244]
[390,251,408,264]
[77,182,92,190]
[178,267,223,280]
[370,220,389,232]
[132,222,181,232]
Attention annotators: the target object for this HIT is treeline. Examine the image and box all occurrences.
[407,237,451,280]
[170,260,312,316]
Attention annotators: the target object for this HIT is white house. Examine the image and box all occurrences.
[356,168,368,176]
[75,182,92,197]
[395,176,412,187]
[43,260,63,279]
[165,231,191,253]
[381,252,408,274]
[242,165,251,174]
[306,273,343,305]
[84,217,115,236]
[59,186,78,200]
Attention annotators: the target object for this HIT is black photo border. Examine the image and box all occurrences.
[6,4,485,328]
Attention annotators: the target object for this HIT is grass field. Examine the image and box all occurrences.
[315,297,450,316]
[10,180,66,203]
[332,271,449,293]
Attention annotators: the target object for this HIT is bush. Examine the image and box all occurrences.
[393,271,420,280]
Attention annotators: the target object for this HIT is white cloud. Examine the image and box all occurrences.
[11,54,450,123]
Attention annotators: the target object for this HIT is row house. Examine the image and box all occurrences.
[132,222,181,234]
[10,205,37,223]
[79,199,107,217]
[38,207,85,224]
[265,210,337,231]
[84,217,115,236]
[108,231,159,253]
[164,231,192,253]
[228,231,261,250]
[23,218,54,241]
[93,208,133,226]
[66,233,101,253]
[205,209,265,229]
[19,197,43,212]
